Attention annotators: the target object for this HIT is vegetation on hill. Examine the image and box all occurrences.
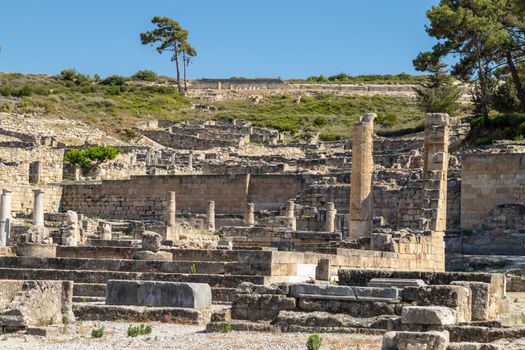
[466,113,525,146]
[0,72,432,141]
[288,73,428,85]
[65,145,122,171]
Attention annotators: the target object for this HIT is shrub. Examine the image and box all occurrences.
[101,74,126,86]
[58,69,89,85]
[65,145,122,171]
[223,324,233,333]
[91,325,105,338]
[306,333,323,350]
[132,70,158,81]
[127,324,152,337]
[313,116,326,127]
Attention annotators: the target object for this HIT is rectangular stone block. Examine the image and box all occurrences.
[105,280,211,308]
[451,281,490,321]
[353,286,399,302]
[382,330,449,350]
[368,278,426,288]
[401,306,456,325]
[289,283,356,299]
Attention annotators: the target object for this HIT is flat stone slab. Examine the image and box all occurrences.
[402,306,456,325]
[105,280,211,308]
[382,330,449,350]
[353,287,399,301]
[73,303,211,325]
[368,278,426,288]
[289,284,356,298]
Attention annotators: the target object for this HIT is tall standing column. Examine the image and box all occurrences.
[166,191,177,240]
[245,203,255,226]
[286,200,296,231]
[32,189,45,226]
[188,152,193,174]
[325,202,336,232]
[423,113,450,232]
[349,113,375,240]
[207,200,215,232]
[0,190,12,246]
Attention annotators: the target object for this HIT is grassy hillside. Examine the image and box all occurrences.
[465,113,525,146]
[0,72,427,140]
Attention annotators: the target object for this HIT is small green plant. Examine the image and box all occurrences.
[127,324,153,337]
[306,333,323,350]
[223,324,233,333]
[91,325,105,338]
[190,263,197,274]
[132,70,158,81]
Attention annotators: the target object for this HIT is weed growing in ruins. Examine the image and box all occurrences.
[91,325,105,338]
[127,324,152,337]
[223,324,233,333]
[306,333,323,350]
[190,263,197,274]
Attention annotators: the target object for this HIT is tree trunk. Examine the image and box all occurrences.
[506,50,525,113]
[174,49,182,93]
[183,51,188,93]
[476,41,490,125]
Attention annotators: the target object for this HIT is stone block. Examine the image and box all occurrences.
[142,231,161,252]
[447,343,501,350]
[409,285,472,323]
[132,250,172,261]
[105,280,211,309]
[232,293,296,321]
[451,281,490,321]
[353,287,399,301]
[315,258,330,281]
[401,306,456,325]
[368,278,426,288]
[15,243,57,258]
[289,283,356,299]
[382,330,449,350]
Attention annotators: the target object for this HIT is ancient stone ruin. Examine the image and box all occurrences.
[0,110,522,349]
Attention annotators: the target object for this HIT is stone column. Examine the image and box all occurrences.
[32,189,45,226]
[423,113,450,232]
[325,202,336,232]
[349,113,375,240]
[245,203,255,226]
[286,200,296,231]
[166,191,177,241]
[73,165,81,181]
[207,200,215,232]
[0,190,12,246]
[188,153,193,173]
[99,221,112,240]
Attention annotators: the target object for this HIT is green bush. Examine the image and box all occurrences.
[91,325,105,338]
[101,75,126,86]
[58,69,89,85]
[65,145,122,171]
[465,113,525,145]
[132,70,158,81]
[223,324,233,333]
[127,324,152,337]
[313,116,326,127]
[306,333,323,350]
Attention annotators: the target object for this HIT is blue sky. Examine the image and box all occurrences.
[0,0,439,79]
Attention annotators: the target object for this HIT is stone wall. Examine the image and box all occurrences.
[0,184,62,214]
[0,147,64,184]
[461,153,525,230]
[142,130,243,150]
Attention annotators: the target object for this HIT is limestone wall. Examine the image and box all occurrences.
[461,153,525,229]
[142,130,242,150]
[2,185,63,214]
[0,147,63,184]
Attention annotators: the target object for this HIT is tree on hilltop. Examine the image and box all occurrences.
[415,62,461,116]
[140,16,196,93]
[181,42,197,92]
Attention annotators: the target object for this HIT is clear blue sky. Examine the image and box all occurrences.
[0,0,439,79]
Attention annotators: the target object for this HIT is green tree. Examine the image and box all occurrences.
[65,146,122,171]
[415,63,461,115]
[414,0,512,125]
[140,16,189,93]
[180,42,197,92]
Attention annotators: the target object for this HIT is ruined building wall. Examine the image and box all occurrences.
[0,147,64,184]
[461,153,525,230]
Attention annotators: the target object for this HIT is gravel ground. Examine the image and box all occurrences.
[0,322,382,350]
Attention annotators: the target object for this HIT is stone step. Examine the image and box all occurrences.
[367,278,426,289]
[0,256,244,275]
[0,267,266,287]
[73,283,106,297]
[73,296,105,303]
[73,303,212,325]
[74,283,235,303]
